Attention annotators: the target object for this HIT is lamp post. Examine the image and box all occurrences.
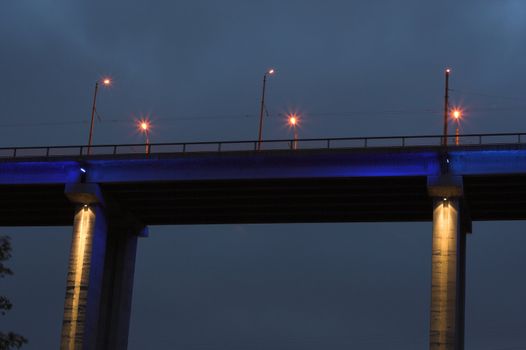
[257,68,275,151]
[443,68,451,146]
[138,119,151,154]
[288,113,299,150]
[452,109,462,145]
[87,78,111,155]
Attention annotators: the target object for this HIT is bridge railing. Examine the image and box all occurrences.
[1,132,525,159]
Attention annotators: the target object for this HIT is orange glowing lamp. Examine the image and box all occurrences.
[288,114,299,126]
[137,119,151,134]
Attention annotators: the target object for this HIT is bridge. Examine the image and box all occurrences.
[2,132,526,350]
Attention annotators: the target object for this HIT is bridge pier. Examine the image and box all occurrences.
[428,176,469,350]
[60,184,144,350]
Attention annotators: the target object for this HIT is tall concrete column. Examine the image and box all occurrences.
[61,204,107,350]
[428,176,468,350]
[95,222,139,349]
[61,184,144,350]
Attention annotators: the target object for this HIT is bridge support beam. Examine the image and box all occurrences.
[60,184,144,350]
[428,176,469,350]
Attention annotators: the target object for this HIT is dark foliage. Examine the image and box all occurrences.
[0,237,13,278]
[0,333,27,350]
[0,236,27,349]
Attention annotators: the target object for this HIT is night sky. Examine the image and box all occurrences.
[2,1,526,349]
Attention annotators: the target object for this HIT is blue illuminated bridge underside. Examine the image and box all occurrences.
[0,144,525,226]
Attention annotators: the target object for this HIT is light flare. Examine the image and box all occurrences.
[101,77,112,86]
[137,118,151,133]
[287,113,299,127]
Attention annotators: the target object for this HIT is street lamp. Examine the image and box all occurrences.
[87,77,112,155]
[287,113,299,150]
[452,109,462,145]
[138,119,151,154]
[257,68,275,151]
[443,68,451,146]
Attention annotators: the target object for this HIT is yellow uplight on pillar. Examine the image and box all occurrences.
[61,204,96,349]
[430,197,461,349]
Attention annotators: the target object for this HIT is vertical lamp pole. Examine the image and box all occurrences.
[144,126,150,154]
[443,68,451,146]
[139,120,151,154]
[453,109,461,146]
[87,78,111,155]
[87,82,99,155]
[257,68,275,151]
[288,114,299,150]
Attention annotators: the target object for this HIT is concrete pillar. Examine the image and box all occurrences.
[61,204,107,350]
[95,222,138,349]
[429,198,465,349]
[61,184,143,350]
[428,176,468,350]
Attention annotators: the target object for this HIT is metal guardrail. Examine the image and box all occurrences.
[0,132,525,159]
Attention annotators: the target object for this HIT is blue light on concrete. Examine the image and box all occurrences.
[0,146,524,186]
[0,161,81,184]
[448,149,526,175]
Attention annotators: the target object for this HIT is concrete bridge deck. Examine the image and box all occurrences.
[0,140,525,226]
